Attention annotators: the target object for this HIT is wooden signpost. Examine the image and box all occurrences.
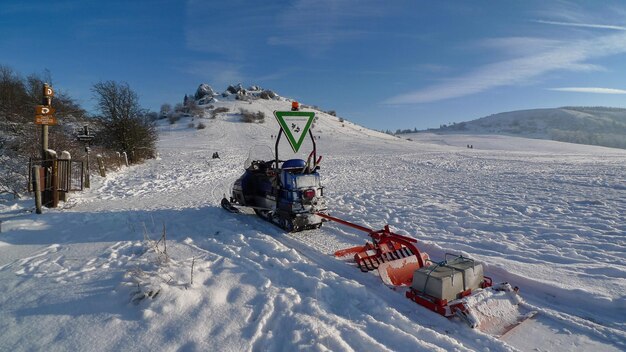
[37,83,59,208]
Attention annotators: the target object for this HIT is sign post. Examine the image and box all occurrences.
[273,110,315,153]
[76,126,95,188]
[38,83,58,208]
[38,84,55,156]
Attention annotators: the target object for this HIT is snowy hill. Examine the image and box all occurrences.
[419,107,626,150]
[1,96,626,351]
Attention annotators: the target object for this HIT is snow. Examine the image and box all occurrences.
[1,98,625,351]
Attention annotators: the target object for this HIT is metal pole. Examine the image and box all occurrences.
[85,148,90,188]
[275,129,283,168]
[309,129,316,163]
[51,158,59,208]
[274,129,284,210]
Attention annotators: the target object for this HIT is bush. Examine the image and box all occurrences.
[210,107,229,119]
[197,122,206,129]
[168,114,181,124]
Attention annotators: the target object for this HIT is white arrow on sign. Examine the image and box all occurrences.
[36,105,56,115]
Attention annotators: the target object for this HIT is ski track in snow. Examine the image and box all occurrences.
[1,99,625,351]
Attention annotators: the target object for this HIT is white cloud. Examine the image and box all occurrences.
[534,20,626,31]
[549,87,626,94]
[384,31,626,104]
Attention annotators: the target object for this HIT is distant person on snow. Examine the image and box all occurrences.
[212,152,220,159]
[291,101,300,111]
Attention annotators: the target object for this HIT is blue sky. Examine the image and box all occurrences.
[2,0,626,130]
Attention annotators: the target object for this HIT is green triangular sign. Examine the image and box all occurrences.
[274,110,315,153]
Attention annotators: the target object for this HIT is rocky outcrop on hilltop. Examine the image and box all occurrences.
[194,84,215,101]
[192,83,280,103]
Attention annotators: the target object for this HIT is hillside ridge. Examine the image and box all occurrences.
[413,106,626,149]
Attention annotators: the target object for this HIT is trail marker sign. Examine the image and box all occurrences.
[35,105,57,125]
[274,110,315,153]
[36,105,55,115]
[35,115,57,125]
[44,86,54,97]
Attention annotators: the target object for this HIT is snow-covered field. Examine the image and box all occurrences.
[1,99,625,351]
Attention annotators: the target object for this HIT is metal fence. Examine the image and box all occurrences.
[28,158,84,192]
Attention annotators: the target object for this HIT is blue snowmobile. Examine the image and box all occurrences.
[221,125,327,232]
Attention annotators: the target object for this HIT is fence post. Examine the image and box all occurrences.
[58,151,71,202]
[116,152,121,168]
[43,149,58,208]
[122,152,129,167]
[51,158,59,208]
[97,155,106,177]
[84,147,91,188]
[32,166,42,214]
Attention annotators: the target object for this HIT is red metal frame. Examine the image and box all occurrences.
[405,276,494,319]
[316,213,427,270]
[315,212,503,327]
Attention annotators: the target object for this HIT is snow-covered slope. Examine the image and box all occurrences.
[420,107,626,150]
[1,98,625,351]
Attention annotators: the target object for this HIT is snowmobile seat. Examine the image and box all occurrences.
[282,159,306,172]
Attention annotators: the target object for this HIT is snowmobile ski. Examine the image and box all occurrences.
[221,197,241,213]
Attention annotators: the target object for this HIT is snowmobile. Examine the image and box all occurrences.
[221,127,327,232]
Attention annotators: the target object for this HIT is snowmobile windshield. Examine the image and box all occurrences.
[244,145,274,169]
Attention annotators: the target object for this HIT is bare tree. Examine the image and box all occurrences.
[0,65,29,121]
[186,99,204,117]
[92,81,157,162]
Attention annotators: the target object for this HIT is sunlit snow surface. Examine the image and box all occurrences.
[1,99,625,351]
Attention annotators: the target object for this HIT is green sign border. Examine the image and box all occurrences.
[273,110,315,153]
